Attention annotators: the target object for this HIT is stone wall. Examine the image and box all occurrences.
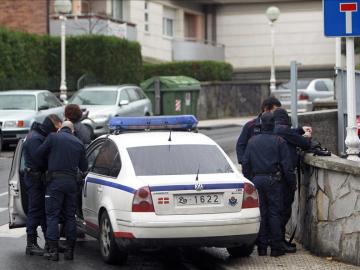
[197,81,269,120]
[288,154,360,266]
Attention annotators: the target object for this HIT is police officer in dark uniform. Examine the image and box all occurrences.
[273,108,312,252]
[23,115,62,256]
[236,97,282,164]
[36,121,88,261]
[242,112,296,257]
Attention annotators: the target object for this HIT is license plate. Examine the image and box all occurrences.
[175,193,222,206]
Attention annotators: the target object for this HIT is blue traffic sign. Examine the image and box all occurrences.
[324,0,360,37]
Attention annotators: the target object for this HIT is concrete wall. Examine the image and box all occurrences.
[288,154,360,266]
[197,81,270,120]
[216,1,336,69]
[172,40,225,61]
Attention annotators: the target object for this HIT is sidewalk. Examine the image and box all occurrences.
[198,116,255,129]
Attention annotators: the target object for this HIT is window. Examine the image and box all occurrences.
[87,143,104,171]
[69,90,118,105]
[112,0,123,20]
[163,7,175,37]
[126,88,140,102]
[135,88,146,100]
[127,144,233,176]
[0,95,36,110]
[38,93,62,109]
[119,89,130,102]
[144,1,149,32]
[92,140,121,177]
[315,81,329,92]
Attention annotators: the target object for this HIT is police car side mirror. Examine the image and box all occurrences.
[119,100,129,106]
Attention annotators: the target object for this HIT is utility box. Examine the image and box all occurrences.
[141,76,201,116]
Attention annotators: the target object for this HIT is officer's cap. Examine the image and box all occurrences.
[260,112,275,131]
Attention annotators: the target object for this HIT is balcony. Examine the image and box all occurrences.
[172,38,225,61]
[49,14,137,41]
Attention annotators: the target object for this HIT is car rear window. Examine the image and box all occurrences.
[127,144,233,176]
[278,80,311,90]
[0,95,36,110]
[69,90,118,105]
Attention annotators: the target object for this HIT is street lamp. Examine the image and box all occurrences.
[54,0,72,102]
[266,6,280,92]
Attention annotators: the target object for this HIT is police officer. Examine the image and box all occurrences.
[273,108,312,252]
[242,112,296,257]
[236,97,282,164]
[64,104,91,145]
[36,121,88,261]
[23,115,62,256]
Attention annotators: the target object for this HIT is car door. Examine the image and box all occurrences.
[125,87,144,115]
[115,89,133,117]
[8,139,27,228]
[83,139,118,229]
[35,92,64,123]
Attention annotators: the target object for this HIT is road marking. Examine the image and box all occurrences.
[0,208,7,213]
[0,224,26,238]
[0,192,8,197]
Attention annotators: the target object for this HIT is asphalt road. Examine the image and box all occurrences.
[0,127,242,270]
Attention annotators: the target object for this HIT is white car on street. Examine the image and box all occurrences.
[9,115,260,265]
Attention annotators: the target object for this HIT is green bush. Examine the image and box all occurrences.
[143,61,233,82]
[0,27,143,91]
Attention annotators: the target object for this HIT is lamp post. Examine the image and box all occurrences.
[54,0,72,102]
[266,6,280,92]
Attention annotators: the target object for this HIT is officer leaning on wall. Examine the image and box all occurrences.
[36,121,88,261]
[273,108,312,253]
[23,115,62,256]
[242,112,296,257]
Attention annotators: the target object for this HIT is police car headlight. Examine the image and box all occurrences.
[3,120,25,129]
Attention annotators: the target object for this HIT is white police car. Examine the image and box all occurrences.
[9,115,260,264]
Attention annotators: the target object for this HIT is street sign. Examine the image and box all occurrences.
[324,0,360,37]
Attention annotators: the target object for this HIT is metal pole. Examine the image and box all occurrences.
[290,60,298,128]
[154,77,161,115]
[269,22,276,91]
[59,15,68,102]
[344,37,360,160]
[335,37,342,69]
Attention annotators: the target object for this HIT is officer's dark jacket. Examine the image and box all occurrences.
[36,127,88,175]
[274,125,311,169]
[74,121,91,145]
[242,132,295,186]
[236,116,261,164]
[23,122,48,171]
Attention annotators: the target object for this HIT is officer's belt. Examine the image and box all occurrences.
[50,171,77,179]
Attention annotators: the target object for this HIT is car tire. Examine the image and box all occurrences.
[227,244,255,257]
[99,211,128,265]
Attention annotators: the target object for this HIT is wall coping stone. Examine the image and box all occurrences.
[304,154,360,175]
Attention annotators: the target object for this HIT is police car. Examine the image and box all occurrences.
[9,115,260,264]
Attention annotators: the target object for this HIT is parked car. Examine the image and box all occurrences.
[271,78,334,112]
[68,85,152,137]
[0,90,64,147]
[9,115,260,264]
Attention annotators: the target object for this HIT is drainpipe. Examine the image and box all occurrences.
[211,4,217,44]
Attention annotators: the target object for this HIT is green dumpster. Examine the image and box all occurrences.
[141,76,201,116]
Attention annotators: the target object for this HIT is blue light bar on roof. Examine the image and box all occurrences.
[108,115,198,131]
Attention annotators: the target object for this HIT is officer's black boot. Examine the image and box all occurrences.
[270,249,285,257]
[43,240,59,261]
[283,241,296,253]
[26,234,45,256]
[64,240,76,260]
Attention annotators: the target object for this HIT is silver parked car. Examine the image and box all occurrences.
[68,85,152,137]
[0,90,64,147]
[271,78,334,112]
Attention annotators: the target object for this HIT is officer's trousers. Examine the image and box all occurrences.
[252,176,283,251]
[282,182,295,240]
[24,174,46,235]
[45,177,77,242]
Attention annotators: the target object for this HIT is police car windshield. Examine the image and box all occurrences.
[69,90,118,105]
[127,144,233,176]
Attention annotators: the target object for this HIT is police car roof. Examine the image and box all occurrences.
[109,132,217,148]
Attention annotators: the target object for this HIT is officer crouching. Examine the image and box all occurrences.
[23,115,62,256]
[36,121,88,261]
[242,112,296,257]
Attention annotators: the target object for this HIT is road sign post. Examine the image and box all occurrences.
[324,0,360,160]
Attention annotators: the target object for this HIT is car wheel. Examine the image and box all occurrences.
[99,211,128,265]
[227,244,255,257]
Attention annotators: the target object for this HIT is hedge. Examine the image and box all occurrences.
[143,61,233,82]
[0,27,143,91]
